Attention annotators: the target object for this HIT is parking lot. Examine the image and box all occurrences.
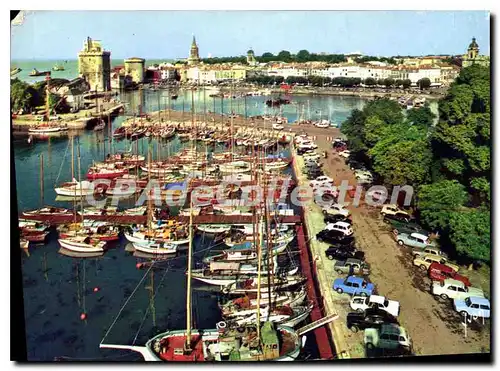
[295,129,491,357]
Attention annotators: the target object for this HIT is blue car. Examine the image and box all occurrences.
[333,276,375,296]
[454,296,491,319]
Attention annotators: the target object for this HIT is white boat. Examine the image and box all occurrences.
[230,304,313,328]
[79,206,118,216]
[218,161,252,175]
[124,230,190,246]
[28,125,65,134]
[222,275,307,295]
[58,236,106,253]
[132,242,177,255]
[54,179,97,197]
[196,224,232,234]
[123,206,147,215]
[222,173,252,182]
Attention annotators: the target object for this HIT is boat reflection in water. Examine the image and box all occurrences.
[58,247,105,259]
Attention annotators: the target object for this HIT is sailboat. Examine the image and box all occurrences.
[100,90,304,361]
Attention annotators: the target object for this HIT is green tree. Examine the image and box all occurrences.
[277,50,292,63]
[395,79,403,87]
[364,77,376,86]
[448,208,490,263]
[11,79,35,112]
[432,64,490,206]
[368,125,433,187]
[401,79,412,89]
[406,104,436,129]
[417,180,468,230]
[296,49,311,62]
[383,78,395,88]
[417,77,431,90]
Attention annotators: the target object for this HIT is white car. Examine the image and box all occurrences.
[322,204,350,217]
[350,295,401,317]
[303,152,321,161]
[431,279,485,300]
[381,204,410,217]
[338,150,351,158]
[294,135,313,144]
[325,221,353,236]
[365,324,411,351]
[315,121,330,128]
[297,141,318,150]
[272,123,284,130]
[310,175,334,187]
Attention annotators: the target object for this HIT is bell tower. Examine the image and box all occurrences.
[187,35,201,65]
[467,37,479,60]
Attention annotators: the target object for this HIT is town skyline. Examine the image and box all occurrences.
[11,10,490,60]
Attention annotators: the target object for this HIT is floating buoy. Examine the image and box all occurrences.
[136,263,143,269]
[80,313,87,320]
[93,287,100,293]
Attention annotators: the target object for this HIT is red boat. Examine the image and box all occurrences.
[113,126,126,139]
[22,231,50,243]
[87,167,128,180]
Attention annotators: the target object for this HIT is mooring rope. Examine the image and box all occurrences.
[53,139,70,186]
[100,261,155,345]
[132,266,170,345]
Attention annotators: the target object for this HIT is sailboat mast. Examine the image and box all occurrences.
[77,138,84,222]
[185,89,196,352]
[255,209,264,345]
[39,154,44,207]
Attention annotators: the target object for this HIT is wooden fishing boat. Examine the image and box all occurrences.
[123,206,147,215]
[23,206,71,217]
[87,167,128,180]
[22,230,50,243]
[221,275,307,295]
[28,125,66,134]
[54,179,100,197]
[100,322,302,361]
[124,229,190,246]
[79,206,118,216]
[132,241,178,255]
[130,127,148,140]
[58,236,106,253]
[18,219,48,233]
[227,304,313,329]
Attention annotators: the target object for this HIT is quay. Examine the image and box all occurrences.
[20,213,302,226]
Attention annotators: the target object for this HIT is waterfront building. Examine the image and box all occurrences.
[124,57,145,83]
[77,37,111,92]
[49,77,89,111]
[187,35,201,65]
[462,37,490,68]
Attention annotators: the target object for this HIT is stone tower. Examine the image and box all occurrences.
[246,49,257,66]
[124,57,145,83]
[467,37,479,59]
[187,35,201,65]
[78,37,111,91]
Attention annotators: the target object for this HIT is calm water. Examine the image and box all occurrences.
[14,67,369,360]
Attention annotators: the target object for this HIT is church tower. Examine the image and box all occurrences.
[187,35,201,65]
[246,49,257,66]
[467,37,479,59]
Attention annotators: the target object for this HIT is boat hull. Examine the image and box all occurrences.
[132,243,177,255]
[58,239,105,253]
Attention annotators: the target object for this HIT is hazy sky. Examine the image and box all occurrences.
[11,10,490,60]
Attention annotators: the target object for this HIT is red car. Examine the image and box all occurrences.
[428,262,471,286]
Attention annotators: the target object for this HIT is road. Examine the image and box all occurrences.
[304,130,490,357]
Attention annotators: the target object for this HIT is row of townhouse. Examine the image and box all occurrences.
[175,61,459,86]
[264,62,458,86]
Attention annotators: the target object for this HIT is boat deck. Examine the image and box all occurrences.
[158,335,206,362]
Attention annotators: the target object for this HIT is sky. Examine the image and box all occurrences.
[11,10,490,60]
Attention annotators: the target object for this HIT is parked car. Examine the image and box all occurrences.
[381,204,410,217]
[412,246,448,259]
[303,152,321,161]
[347,308,399,333]
[392,223,430,236]
[428,262,471,287]
[413,254,459,272]
[316,230,355,246]
[324,214,351,224]
[332,276,374,296]
[454,296,490,319]
[334,258,370,275]
[350,295,400,317]
[322,204,349,217]
[364,324,412,351]
[310,175,334,187]
[338,150,351,158]
[297,148,315,156]
[394,232,436,249]
[325,221,353,236]
[325,246,365,261]
[431,278,484,300]
[383,212,414,224]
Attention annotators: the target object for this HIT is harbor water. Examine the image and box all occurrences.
[14,75,370,360]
